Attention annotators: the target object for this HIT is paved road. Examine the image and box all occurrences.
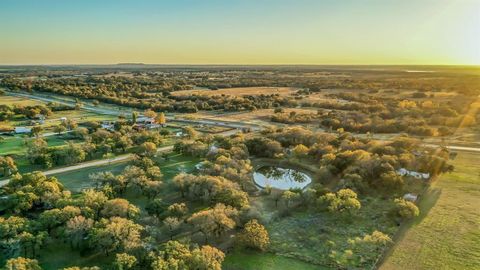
[425,144,480,153]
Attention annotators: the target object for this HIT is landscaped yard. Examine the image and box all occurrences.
[380,152,480,270]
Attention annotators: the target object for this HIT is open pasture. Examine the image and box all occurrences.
[0,95,43,106]
[172,86,297,97]
[381,152,480,270]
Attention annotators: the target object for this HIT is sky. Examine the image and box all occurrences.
[0,0,479,65]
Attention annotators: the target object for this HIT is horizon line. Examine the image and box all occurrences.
[1,63,479,67]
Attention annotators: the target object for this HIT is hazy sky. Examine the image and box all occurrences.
[1,0,479,65]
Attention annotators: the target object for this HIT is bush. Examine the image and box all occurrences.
[394,198,419,220]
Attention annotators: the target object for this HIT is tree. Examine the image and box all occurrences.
[39,208,64,233]
[378,171,404,193]
[82,189,108,217]
[4,257,41,270]
[113,134,132,153]
[281,190,300,208]
[137,142,157,157]
[54,124,67,135]
[332,230,392,268]
[150,241,224,270]
[25,138,51,167]
[173,174,249,209]
[163,217,182,240]
[144,109,157,119]
[145,198,168,220]
[188,245,225,270]
[115,253,137,270]
[90,217,143,255]
[320,188,361,213]
[156,112,166,126]
[89,171,125,192]
[184,126,198,139]
[17,231,46,258]
[188,204,238,242]
[101,198,140,219]
[52,142,86,165]
[167,203,188,218]
[65,215,94,249]
[131,111,138,124]
[292,144,309,158]
[120,165,149,192]
[394,198,419,220]
[246,137,283,158]
[237,219,270,251]
[30,126,42,138]
[0,156,17,177]
[72,127,89,139]
[39,206,80,232]
[143,180,163,199]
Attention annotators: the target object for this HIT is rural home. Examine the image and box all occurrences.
[101,121,115,131]
[403,193,419,202]
[15,126,32,134]
[397,168,430,180]
[136,116,155,125]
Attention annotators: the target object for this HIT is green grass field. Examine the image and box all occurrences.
[223,250,327,270]
[0,95,43,106]
[0,135,74,155]
[380,152,480,270]
[37,242,113,270]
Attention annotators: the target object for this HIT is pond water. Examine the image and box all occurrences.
[253,166,312,190]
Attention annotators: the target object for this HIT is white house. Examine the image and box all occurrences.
[403,193,418,202]
[397,168,430,180]
[15,127,32,134]
[208,145,219,155]
[101,121,115,131]
[136,117,155,125]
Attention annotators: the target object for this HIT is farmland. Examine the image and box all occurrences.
[0,65,479,270]
[172,86,297,97]
[380,152,480,270]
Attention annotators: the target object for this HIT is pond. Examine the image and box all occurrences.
[253,166,312,190]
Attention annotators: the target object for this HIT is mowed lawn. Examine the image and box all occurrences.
[381,152,480,270]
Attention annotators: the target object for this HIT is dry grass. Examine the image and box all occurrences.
[0,95,43,106]
[381,152,480,270]
[172,87,297,97]
[180,108,319,123]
